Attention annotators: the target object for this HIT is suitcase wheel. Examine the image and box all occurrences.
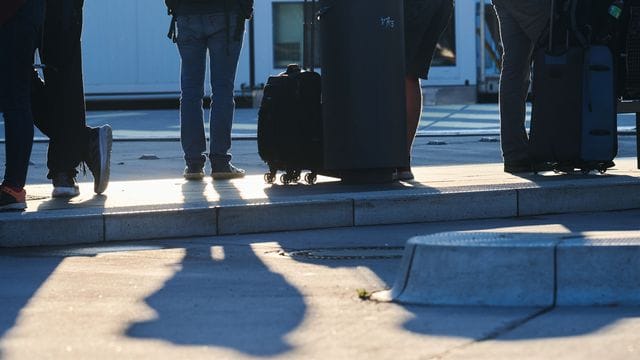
[304,172,317,185]
[280,173,293,185]
[264,172,276,184]
[280,170,301,185]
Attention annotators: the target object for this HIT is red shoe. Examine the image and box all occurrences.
[0,184,26,211]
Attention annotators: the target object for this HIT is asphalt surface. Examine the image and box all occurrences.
[1,210,639,359]
[1,105,639,359]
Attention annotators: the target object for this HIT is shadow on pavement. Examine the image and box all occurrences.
[34,193,107,211]
[125,243,305,356]
[0,254,62,348]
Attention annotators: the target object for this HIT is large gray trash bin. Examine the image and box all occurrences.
[320,0,408,182]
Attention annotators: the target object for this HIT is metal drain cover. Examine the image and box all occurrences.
[285,246,405,260]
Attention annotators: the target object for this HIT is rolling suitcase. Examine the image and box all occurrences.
[529,0,618,173]
[257,0,323,185]
[320,0,408,182]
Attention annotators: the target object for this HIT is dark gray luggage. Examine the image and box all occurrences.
[529,0,617,172]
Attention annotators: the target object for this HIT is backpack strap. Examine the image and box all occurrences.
[166,0,181,42]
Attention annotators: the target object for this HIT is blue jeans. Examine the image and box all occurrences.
[176,13,244,167]
[0,0,45,188]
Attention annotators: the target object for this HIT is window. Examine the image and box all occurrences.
[272,1,454,69]
[272,2,321,68]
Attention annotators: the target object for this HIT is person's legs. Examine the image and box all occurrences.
[206,13,245,179]
[494,3,536,169]
[401,0,453,180]
[38,0,89,177]
[177,15,208,179]
[0,0,44,210]
[405,75,422,156]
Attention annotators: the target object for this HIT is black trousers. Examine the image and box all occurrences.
[0,0,45,188]
[32,0,90,178]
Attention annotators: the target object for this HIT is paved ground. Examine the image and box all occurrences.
[1,104,639,359]
[1,104,636,184]
[1,209,639,359]
[1,104,638,141]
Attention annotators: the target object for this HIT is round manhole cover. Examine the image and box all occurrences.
[284,246,405,260]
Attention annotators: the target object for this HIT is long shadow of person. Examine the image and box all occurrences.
[0,253,62,344]
[126,242,306,356]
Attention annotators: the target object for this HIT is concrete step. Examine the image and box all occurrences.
[1,159,639,248]
[388,232,640,306]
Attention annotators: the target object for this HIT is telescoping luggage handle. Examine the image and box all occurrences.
[547,0,591,53]
[303,0,318,72]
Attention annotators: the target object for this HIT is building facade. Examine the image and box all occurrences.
[81,0,484,99]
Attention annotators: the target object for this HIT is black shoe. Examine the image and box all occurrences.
[504,160,532,174]
[52,172,80,198]
[85,125,113,194]
[211,162,245,180]
[183,164,205,180]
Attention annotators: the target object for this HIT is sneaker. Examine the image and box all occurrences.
[211,162,246,180]
[0,184,26,211]
[395,167,415,181]
[183,164,205,180]
[85,125,112,194]
[52,172,80,198]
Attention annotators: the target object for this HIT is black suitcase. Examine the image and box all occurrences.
[257,64,323,184]
[257,0,323,185]
[529,0,617,173]
[319,0,408,180]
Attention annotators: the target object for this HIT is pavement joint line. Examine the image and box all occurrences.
[477,306,557,344]
[423,306,556,360]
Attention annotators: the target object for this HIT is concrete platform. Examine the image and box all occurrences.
[389,232,640,306]
[1,159,639,247]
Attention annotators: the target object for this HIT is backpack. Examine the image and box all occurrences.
[165,0,254,42]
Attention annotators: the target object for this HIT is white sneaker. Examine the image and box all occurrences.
[52,172,80,198]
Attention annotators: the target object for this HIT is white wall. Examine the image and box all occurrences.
[82,0,251,96]
[81,0,477,97]
[424,0,477,86]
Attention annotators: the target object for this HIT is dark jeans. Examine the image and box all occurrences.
[493,2,538,163]
[31,0,90,178]
[0,0,45,188]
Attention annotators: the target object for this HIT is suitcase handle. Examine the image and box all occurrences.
[548,0,555,52]
[303,0,318,72]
